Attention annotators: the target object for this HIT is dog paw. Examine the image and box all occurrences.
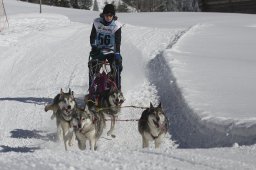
[107,131,111,136]
[50,114,55,120]
[68,142,73,147]
[111,134,116,138]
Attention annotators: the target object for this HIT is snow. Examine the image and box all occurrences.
[168,21,256,119]
[1,0,256,169]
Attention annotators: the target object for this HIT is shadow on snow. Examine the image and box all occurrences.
[147,52,256,148]
[0,129,57,153]
[0,97,52,105]
[10,129,57,142]
[0,145,40,153]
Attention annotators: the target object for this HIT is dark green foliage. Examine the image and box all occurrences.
[117,2,129,12]
[93,0,99,11]
[20,0,200,12]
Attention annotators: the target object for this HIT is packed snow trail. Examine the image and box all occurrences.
[0,13,179,167]
[1,1,256,169]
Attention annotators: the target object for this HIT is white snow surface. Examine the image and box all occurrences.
[1,0,256,169]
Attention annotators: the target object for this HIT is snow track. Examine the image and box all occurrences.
[2,1,256,168]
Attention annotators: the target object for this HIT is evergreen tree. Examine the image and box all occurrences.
[20,0,200,12]
[76,0,92,10]
[123,0,199,12]
[117,1,129,12]
[70,0,79,8]
[93,0,99,11]
[84,0,92,10]
[122,0,137,7]
[156,0,168,11]
[59,0,71,7]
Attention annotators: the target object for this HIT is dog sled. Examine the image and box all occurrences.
[86,48,124,110]
[84,48,125,140]
[44,50,169,150]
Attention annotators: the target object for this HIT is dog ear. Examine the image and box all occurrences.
[110,86,116,94]
[84,105,89,112]
[157,102,162,108]
[150,102,154,109]
[59,88,64,100]
[68,88,71,95]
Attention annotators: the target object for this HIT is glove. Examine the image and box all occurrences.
[91,44,98,52]
[90,45,100,59]
[115,53,122,61]
[91,44,97,48]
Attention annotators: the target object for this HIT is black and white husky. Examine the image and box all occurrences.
[44,88,77,151]
[72,107,105,151]
[84,88,125,137]
[138,102,168,148]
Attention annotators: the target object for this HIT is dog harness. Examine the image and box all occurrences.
[150,122,167,140]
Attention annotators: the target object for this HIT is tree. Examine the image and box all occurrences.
[93,0,99,11]
[117,1,129,12]
[70,0,79,8]
[123,0,199,12]
[70,0,92,9]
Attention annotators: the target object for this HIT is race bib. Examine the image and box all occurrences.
[94,18,122,51]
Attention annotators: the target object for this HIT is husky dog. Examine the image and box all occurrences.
[84,88,125,137]
[72,107,105,151]
[44,88,77,151]
[138,102,168,148]
[85,88,125,110]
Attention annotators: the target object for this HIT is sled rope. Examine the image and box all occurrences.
[105,118,139,122]
[120,105,148,109]
[95,105,148,112]
[86,99,148,111]
[87,99,96,104]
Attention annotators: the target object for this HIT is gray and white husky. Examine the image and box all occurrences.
[72,107,105,151]
[138,102,168,148]
[44,88,77,151]
[84,88,125,137]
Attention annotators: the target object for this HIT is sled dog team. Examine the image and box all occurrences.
[45,88,168,151]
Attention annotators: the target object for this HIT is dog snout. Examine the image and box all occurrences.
[156,117,160,122]
[78,123,81,129]
[67,105,71,109]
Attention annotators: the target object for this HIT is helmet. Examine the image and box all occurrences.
[103,4,116,16]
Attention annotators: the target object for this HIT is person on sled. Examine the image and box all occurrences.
[89,4,123,94]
